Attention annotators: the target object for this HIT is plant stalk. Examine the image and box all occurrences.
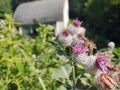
[69,46,76,90]
[38,77,47,90]
[72,62,76,90]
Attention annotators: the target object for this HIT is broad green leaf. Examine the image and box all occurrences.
[56,50,69,62]
[113,48,120,58]
[52,64,72,79]
[56,53,69,62]
[57,86,67,90]
[36,53,51,61]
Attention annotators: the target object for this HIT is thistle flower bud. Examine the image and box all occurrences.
[96,51,112,62]
[85,55,98,74]
[72,34,84,45]
[109,71,120,88]
[72,53,89,65]
[68,20,85,35]
[58,29,72,46]
[94,70,117,90]
[78,27,86,35]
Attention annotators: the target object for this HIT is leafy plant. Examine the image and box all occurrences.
[56,19,120,90]
[0,0,12,18]
[0,14,64,90]
[0,14,120,90]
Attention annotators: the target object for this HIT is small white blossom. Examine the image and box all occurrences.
[32,54,36,59]
[108,41,115,49]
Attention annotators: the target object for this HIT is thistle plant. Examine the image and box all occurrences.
[57,19,120,90]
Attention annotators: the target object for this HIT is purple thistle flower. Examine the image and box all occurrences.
[72,44,88,54]
[96,56,108,73]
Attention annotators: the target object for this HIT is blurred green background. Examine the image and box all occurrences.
[0,0,120,48]
[0,0,120,90]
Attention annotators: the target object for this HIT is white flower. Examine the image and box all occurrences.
[108,41,115,49]
[72,53,89,65]
[32,54,36,59]
[58,29,72,46]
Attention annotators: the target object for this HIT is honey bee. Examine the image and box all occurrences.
[84,39,97,55]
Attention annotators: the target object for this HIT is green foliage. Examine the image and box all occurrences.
[55,45,97,89]
[52,64,72,80]
[112,47,120,66]
[0,14,63,90]
[0,0,12,18]
[0,14,99,90]
[1,14,119,90]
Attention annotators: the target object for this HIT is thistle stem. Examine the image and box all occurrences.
[69,46,76,90]
[72,62,76,90]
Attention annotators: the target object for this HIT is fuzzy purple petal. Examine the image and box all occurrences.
[72,44,88,54]
[96,56,108,72]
